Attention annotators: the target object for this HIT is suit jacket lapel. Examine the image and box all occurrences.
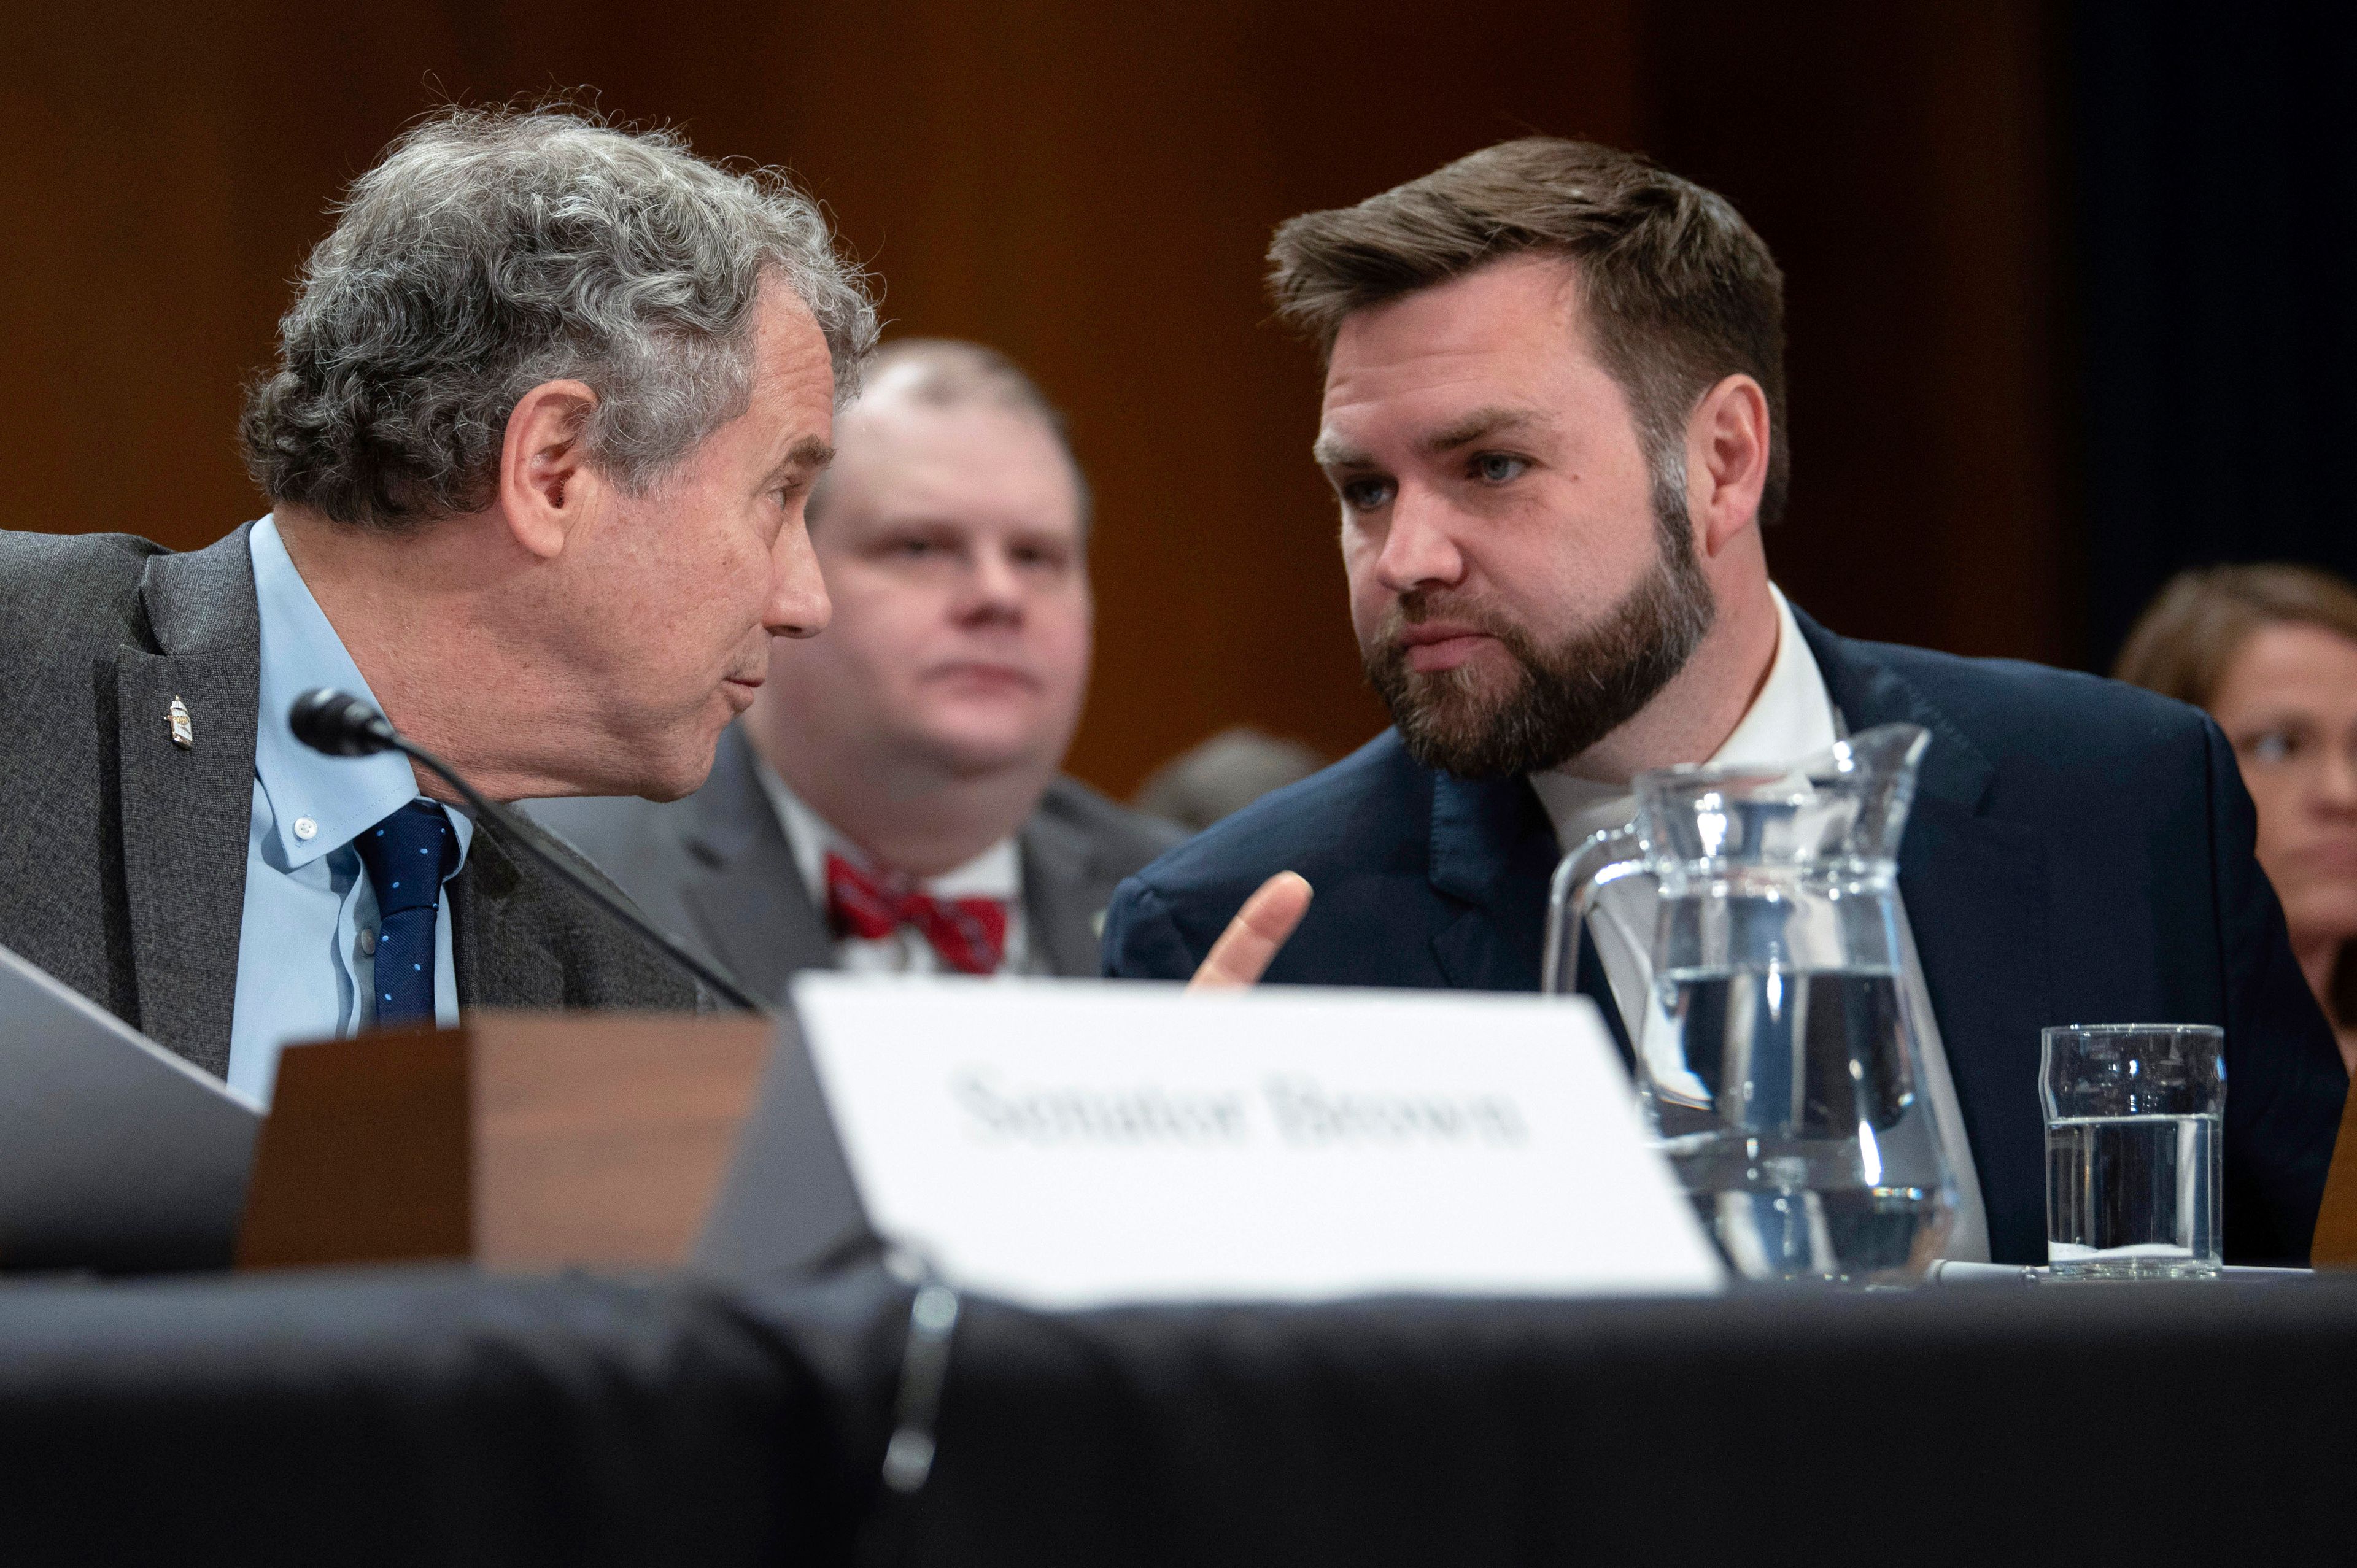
[1797,609,2053,1259]
[1426,770,1557,991]
[1021,806,1105,978]
[449,821,563,1008]
[114,529,261,1077]
[676,727,832,1005]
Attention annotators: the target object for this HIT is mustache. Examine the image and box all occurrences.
[1374,590,1525,649]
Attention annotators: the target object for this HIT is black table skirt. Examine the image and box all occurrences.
[5,1265,2354,1566]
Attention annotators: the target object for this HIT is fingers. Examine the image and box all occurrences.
[1187,871,1313,992]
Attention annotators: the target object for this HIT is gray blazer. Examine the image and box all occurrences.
[0,525,700,1079]
[527,725,1185,1002]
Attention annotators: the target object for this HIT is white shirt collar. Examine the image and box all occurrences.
[749,751,1023,905]
[1527,584,1840,851]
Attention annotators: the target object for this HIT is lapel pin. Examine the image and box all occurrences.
[168,695,193,749]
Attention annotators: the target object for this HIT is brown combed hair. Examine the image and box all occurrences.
[2113,563,2357,708]
[1266,137,1791,524]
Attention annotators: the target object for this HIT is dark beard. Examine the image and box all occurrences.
[1362,503,1717,779]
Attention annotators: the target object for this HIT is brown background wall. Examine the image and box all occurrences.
[1,2,2064,795]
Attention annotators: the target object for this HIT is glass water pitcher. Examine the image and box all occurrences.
[1544,724,1962,1283]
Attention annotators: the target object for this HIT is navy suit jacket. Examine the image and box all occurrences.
[1103,609,2351,1265]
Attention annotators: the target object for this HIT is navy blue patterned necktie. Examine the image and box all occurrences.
[354,799,458,1029]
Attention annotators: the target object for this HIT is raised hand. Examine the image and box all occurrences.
[1186,871,1313,991]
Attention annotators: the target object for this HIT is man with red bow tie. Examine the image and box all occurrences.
[532,338,1179,991]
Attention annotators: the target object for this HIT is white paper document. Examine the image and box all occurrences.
[0,943,261,1272]
[790,975,1724,1308]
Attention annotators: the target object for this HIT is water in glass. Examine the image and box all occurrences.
[2045,1113,2221,1278]
[2038,1024,2224,1281]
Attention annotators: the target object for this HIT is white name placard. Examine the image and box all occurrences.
[788,975,1724,1308]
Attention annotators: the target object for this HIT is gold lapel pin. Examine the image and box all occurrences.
[168,695,193,749]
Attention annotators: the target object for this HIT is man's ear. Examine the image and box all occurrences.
[1686,374,1771,558]
[497,379,602,560]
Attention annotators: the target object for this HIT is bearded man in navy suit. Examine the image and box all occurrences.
[1103,138,2350,1266]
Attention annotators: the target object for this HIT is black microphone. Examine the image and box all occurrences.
[288,688,400,757]
[288,688,768,1014]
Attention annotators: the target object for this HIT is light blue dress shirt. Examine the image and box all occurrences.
[225,516,474,1106]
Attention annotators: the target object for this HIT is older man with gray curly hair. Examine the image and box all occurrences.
[0,106,874,1099]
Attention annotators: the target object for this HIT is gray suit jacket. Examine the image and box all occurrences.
[527,724,1185,1001]
[0,525,700,1079]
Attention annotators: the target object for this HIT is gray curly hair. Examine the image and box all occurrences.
[241,106,878,528]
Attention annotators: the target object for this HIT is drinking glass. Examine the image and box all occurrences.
[2040,1024,2224,1280]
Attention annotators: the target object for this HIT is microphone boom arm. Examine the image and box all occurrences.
[397,738,772,1015]
[290,688,769,1015]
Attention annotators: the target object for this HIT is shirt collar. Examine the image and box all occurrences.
[750,751,1022,905]
[248,514,474,872]
[1528,583,1840,850]
[1705,582,1841,770]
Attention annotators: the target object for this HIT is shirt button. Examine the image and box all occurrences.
[293,817,318,841]
[358,927,377,956]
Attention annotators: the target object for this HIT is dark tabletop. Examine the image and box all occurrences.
[4,1264,2353,1567]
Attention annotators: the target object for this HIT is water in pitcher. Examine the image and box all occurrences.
[2045,1113,2221,1279]
[1547,722,1967,1282]
[1651,965,1950,1281]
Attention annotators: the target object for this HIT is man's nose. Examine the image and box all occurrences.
[765,518,832,639]
[957,546,1026,624]
[1371,489,1466,595]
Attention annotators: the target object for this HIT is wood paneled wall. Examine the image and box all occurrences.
[1,2,2059,794]
[1639,2,2070,669]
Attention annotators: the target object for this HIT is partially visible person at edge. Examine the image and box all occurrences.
[2118,564,2357,1076]
[532,339,1179,993]
[0,106,874,1104]
[1101,137,2350,1267]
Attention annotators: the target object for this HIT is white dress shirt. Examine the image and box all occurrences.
[753,756,1031,976]
[1528,584,1990,1261]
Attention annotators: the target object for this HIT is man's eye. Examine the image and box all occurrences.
[1473,453,1528,484]
[1341,477,1395,511]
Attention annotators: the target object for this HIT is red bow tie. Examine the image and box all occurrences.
[824,852,1010,975]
